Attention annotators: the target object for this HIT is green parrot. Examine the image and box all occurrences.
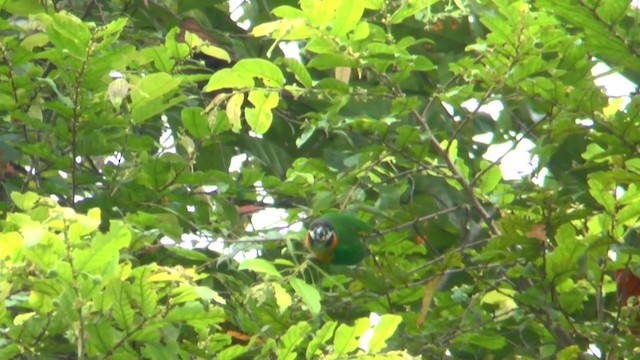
[304,212,372,265]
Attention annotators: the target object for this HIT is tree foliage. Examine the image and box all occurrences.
[1,0,640,358]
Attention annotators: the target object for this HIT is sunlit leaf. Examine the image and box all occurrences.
[367,314,402,353]
[234,59,285,87]
[290,278,321,314]
[226,93,244,133]
[11,191,39,211]
[245,90,279,134]
[204,69,255,92]
[333,318,370,355]
[238,258,282,278]
[306,321,337,359]
[272,282,292,313]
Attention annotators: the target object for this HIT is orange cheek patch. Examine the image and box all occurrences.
[304,231,337,263]
[327,233,337,251]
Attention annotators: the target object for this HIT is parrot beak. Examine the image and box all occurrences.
[308,223,335,248]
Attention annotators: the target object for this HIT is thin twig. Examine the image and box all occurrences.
[375,205,465,236]
[470,113,548,187]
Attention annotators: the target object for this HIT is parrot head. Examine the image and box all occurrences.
[304,220,338,262]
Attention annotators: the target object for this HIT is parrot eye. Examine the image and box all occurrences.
[309,223,335,247]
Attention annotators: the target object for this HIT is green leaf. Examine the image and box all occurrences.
[587,176,616,213]
[617,201,640,225]
[131,72,181,104]
[300,0,337,29]
[226,93,244,132]
[307,53,358,70]
[456,332,507,350]
[390,0,437,24]
[130,73,183,123]
[252,17,316,41]
[94,17,128,43]
[245,90,279,134]
[200,44,231,62]
[2,0,45,15]
[281,58,313,88]
[140,46,175,72]
[364,0,383,10]
[42,12,91,59]
[13,311,35,325]
[367,314,402,353]
[331,0,365,36]
[182,107,210,139]
[289,278,321,314]
[86,322,117,354]
[129,266,158,317]
[194,286,227,304]
[218,344,250,360]
[0,344,20,359]
[20,32,49,51]
[272,282,292,313]
[203,69,255,92]
[0,232,24,261]
[108,279,135,331]
[557,345,581,360]
[478,163,502,194]
[306,321,337,359]
[333,318,370,355]
[272,5,306,19]
[481,289,517,312]
[11,191,39,210]
[277,321,311,360]
[546,223,586,279]
[234,59,285,87]
[166,302,225,328]
[20,223,47,248]
[538,0,640,73]
[238,258,282,278]
[166,27,190,59]
[74,223,131,275]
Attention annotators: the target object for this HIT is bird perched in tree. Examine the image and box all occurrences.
[304,212,372,265]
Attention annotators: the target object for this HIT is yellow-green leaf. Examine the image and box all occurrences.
[245,90,279,134]
[290,278,321,314]
[331,0,365,36]
[11,191,39,211]
[13,312,36,326]
[333,318,370,355]
[234,59,285,87]
[203,68,255,92]
[306,321,337,359]
[238,258,282,278]
[226,93,244,133]
[201,45,231,62]
[367,314,402,353]
[272,282,292,313]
